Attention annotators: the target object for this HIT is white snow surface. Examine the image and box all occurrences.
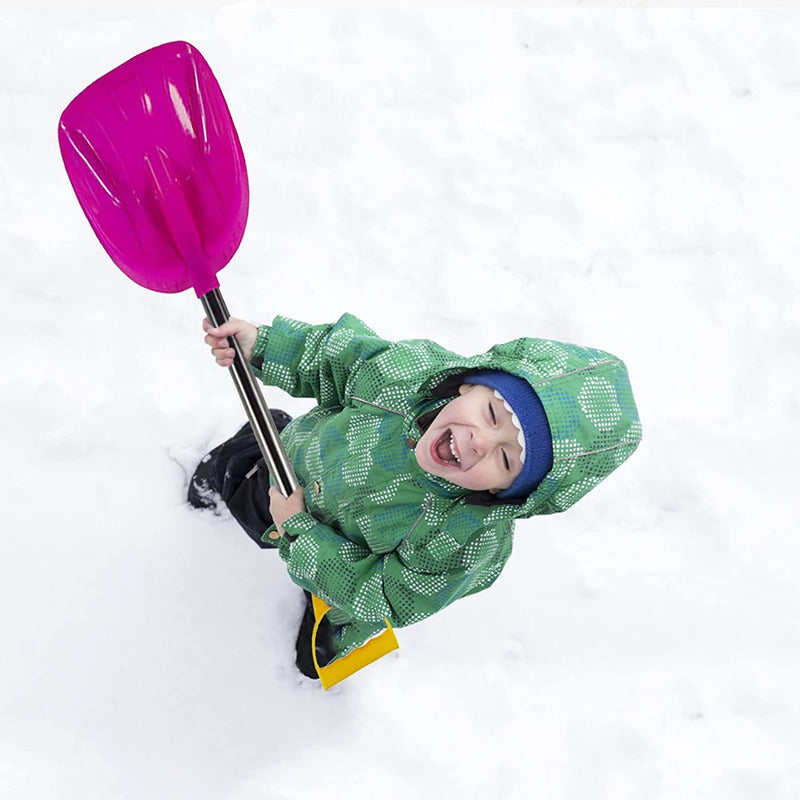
[3,6,800,799]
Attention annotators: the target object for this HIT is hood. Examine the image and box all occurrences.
[421,336,642,518]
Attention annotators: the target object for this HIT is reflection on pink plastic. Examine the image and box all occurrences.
[58,41,249,297]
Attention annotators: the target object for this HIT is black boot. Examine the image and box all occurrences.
[187,445,226,511]
[295,591,336,680]
[188,410,294,508]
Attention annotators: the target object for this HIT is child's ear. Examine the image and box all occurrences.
[458,383,477,396]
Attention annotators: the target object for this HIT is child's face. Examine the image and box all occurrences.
[415,383,524,493]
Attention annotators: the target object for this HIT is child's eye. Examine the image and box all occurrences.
[489,404,496,425]
[502,450,510,470]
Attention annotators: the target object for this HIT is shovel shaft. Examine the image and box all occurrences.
[200,288,299,498]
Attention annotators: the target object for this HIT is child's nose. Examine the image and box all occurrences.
[470,427,495,455]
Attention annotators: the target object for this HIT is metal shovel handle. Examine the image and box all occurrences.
[200,288,299,498]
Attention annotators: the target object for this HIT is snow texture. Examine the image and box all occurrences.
[2,5,800,799]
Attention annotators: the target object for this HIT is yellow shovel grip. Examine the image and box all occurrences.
[310,594,399,690]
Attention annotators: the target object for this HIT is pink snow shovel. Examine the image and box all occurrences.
[58,41,398,688]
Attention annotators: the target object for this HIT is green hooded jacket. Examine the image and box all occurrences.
[250,313,642,659]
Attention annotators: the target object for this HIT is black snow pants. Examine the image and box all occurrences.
[189,409,293,548]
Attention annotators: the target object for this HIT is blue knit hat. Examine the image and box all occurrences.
[462,370,553,499]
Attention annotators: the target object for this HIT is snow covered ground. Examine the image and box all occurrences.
[2,5,800,799]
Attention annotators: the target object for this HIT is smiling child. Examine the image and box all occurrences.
[189,313,642,679]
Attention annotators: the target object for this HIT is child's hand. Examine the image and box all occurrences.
[202,317,258,367]
[268,486,307,538]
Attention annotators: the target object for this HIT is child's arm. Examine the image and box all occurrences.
[248,313,390,406]
[202,313,390,405]
[274,504,511,636]
[204,312,459,410]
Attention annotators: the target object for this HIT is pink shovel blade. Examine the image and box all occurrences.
[58,41,248,297]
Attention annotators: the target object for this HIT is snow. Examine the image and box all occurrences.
[3,5,800,799]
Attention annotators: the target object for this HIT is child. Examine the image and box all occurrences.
[190,313,642,679]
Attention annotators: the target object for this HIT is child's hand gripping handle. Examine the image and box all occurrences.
[200,289,299,498]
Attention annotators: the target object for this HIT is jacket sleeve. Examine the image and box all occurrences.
[248,313,392,407]
[249,312,461,409]
[277,509,513,657]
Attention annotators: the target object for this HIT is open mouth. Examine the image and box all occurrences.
[431,428,461,468]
